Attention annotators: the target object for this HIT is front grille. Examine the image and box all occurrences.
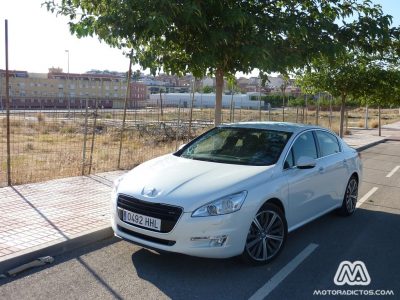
[117,194,183,233]
[117,225,176,246]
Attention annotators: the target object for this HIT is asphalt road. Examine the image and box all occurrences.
[1,141,399,300]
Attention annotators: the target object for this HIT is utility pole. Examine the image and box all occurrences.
[5,20,11,186]
[117,50,133,169]
[65,50,70,116]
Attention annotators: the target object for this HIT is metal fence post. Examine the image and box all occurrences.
[88,98,98,175]
[5,20,11,186]
[117,53,132,169]
[81,98,89,175]
[268,105,271,121]
[175,101,181,151]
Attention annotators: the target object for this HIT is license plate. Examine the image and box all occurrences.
[122,209,161,231]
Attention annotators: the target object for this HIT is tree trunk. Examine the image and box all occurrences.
[329,95,332,129]
[378,105,381,136]
[305,94,308,123]
[214,68,224,126]
[339,93,346,138]
[230,92,234,122]
[188,83,195,138]
[259,89,262,121]
[315,93,319,125]
[159,90,163,121]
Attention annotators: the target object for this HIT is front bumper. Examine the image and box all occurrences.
[111,204,253,259]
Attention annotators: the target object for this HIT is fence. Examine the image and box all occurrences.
[1,96,398,187]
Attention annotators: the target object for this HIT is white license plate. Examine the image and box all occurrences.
[122,209,161,231]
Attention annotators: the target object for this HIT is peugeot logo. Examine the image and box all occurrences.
[142,187,159,197]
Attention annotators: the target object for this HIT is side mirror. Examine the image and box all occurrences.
[178,144,186,150]
[296,156,316,169]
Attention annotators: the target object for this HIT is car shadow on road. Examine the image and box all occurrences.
[131,206,400,300]
[131,249,273,300]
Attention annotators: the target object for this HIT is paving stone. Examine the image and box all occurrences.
[0,171,125,263]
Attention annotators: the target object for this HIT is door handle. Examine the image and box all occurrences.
[318,167,324,173]
[343,159,348,166]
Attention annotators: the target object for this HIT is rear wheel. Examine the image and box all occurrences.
[241,203,287,265]
[338,176,358,216]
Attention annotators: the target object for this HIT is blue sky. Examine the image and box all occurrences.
[0,0,399,75]
[375,0,400,26]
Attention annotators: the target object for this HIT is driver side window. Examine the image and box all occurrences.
[284,131,318,169]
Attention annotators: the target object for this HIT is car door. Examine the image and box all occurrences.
[284,130,330,230]
[314,130,348,208]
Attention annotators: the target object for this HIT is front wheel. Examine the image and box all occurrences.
[338,176,358,216]
[241,203,287,265]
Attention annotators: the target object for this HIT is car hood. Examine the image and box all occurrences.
[117,154,274,211]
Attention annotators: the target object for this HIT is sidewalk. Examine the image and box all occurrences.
[0,171,125,274]
[1,122,399,275]
[344,122,400,150]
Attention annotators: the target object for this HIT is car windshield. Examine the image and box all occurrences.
[177,127,292,166]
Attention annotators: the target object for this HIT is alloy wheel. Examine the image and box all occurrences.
[345,178,358,213]
[245,210,285,262]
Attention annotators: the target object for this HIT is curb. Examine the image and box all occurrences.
[0,225,113,275]
[355,138,388,152]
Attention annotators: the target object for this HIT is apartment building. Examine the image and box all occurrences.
[0,69,147,109]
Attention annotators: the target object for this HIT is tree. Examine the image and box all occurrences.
[358,66,400,136]
[297,53,367,137]
[46,0,398,125]
[131,70,141,81]
[202,86,214,94]
[279,74,290,121]
[226,75,238,122]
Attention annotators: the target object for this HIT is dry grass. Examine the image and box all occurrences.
[370,119,379,128]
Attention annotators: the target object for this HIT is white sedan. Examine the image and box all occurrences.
[111,122,362,264]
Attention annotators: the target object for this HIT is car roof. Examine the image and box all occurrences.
[220,122,326,134]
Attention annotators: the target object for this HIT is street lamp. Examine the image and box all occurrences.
[65,49,70,116]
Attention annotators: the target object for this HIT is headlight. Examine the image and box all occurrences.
[111,175,125,199]
[191,191,247,217]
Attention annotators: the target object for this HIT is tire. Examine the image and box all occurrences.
[241,203,287,265]
[337,176,358,216]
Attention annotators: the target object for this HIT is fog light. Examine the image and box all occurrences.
[209,235,227,247]
[190,235,228,247]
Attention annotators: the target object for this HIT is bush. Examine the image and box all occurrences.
[37,112,45,123]
[370,120,379,128]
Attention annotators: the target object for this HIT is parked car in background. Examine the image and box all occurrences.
[111,122,362,264]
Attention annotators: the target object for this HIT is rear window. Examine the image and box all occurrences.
[316,131,341,157]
